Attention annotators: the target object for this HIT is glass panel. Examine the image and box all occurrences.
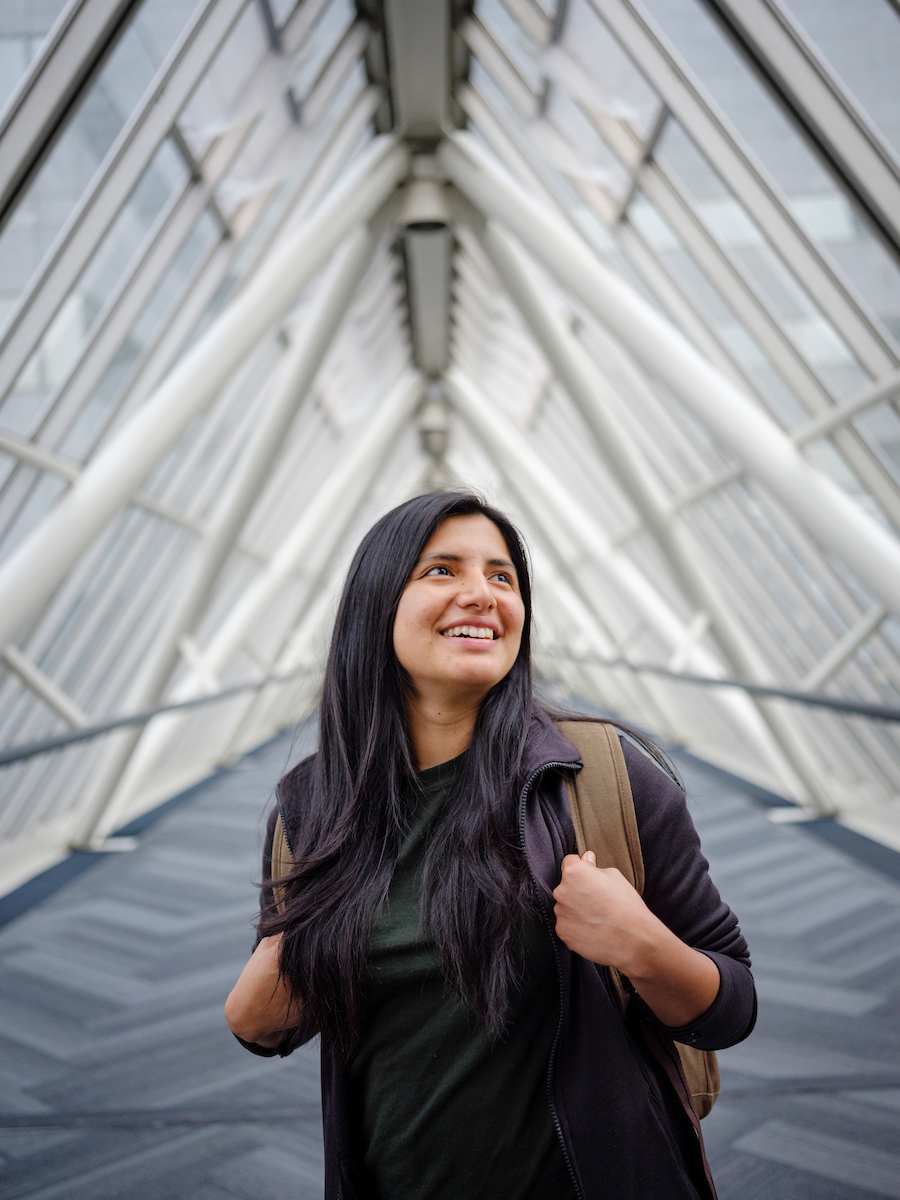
[853,402,900,487]
[640,0,900,349]
[556,0,662,140]
[269,0,300,26]
[3,139,189,437]
[0,0,200,330]
[0,472,67,563]
[535,86,630,200]
[627,191,811,428]
[55,208,220,460]
[178,3,272,162]
[475,0,545,93]
[0,0,69,111]
[655,119,869,400]
[290,0,354,102]
[779,0,900,164]
[467,62,631,254]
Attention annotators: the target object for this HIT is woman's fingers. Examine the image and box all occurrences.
[552,853,652,971]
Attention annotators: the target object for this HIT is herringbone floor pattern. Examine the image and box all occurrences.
[0,727,898,1198]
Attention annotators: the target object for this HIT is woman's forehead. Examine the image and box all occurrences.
[419,514,513,561]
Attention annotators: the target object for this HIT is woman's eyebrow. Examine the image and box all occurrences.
[418,551,516,570]
[419,551,463,564]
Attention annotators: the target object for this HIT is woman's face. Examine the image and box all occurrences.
[393,514,526,704]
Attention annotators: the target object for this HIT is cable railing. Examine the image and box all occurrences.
[540,649,900,722]
[2,650,899,770]
[0,666,312,768]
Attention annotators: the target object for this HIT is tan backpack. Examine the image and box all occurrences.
[269,720,719,1121]
[556,720,720,1119]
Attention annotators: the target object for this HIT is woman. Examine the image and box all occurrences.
[225,492,755,1200]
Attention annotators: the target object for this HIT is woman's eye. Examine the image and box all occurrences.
[491,572,512,584]
[423,565,451,577]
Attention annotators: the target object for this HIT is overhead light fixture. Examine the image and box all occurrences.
[398,157,451,230]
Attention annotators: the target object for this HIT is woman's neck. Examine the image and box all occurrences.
[405,690,483,770]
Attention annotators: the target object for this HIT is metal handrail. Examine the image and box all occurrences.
[541,650,900,722]
[3,647,900,770]
[0,667,311,768]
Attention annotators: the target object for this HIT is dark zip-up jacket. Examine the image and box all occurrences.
[241,713,756,1200]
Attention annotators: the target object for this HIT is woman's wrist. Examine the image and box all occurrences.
[613,913,683,983]
[626,936,721,1028]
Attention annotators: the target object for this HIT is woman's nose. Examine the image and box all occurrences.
[458,573,494,608]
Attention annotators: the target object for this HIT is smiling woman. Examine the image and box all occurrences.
[392,513,526,768]
[224,491,755,1200]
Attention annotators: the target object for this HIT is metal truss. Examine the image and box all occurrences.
[2,0,900,890]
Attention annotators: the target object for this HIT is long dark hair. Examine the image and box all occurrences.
[260,492,536,1053]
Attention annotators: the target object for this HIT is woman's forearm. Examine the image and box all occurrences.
[621,925,720,1028]
[225,934,303,1046]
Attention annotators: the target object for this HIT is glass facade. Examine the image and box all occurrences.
[0,0,899,874]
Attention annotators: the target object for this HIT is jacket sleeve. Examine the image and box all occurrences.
[232,804,313,1059]
[621,737,757,1051]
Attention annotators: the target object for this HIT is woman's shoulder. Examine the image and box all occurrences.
[276,752,317,825]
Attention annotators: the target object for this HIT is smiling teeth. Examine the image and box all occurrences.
[442,625,495,639]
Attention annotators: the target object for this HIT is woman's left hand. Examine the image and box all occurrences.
[552,851,660,975]
[553,851,721,1027]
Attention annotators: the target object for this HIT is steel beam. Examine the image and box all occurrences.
[447,364,807,786]
[704,0,900,254]
[441,135,900,623]
[0,0,247,405]
[793,369,900,446]
[0,644,90,729]
[89,369,423,837]
[66,221,387,848]
[0,136,409,652]
[801,606,887,693]
[0,0,142,231]
[588,0,898,376]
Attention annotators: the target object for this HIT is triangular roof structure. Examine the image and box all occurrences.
[1,0,900,889]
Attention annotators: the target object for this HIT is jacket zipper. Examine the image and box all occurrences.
[518,762,584,1200]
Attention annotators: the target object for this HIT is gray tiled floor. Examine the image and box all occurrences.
[0,729,898,1198]
[680,758,900,1200]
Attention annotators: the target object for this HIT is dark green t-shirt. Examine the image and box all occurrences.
[348,756,577,1200]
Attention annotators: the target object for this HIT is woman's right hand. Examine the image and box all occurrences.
[224,934,302,1048]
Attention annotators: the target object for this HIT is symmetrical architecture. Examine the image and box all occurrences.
[1,0,900,891]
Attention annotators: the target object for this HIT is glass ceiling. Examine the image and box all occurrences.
[1,0,899,888]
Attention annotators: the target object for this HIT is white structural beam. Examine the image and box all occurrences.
[587,0,896,376]
[0,136,409,652]
[0,644,90,729]
[706,0,900,252]
[0,0,248,402]
[85,369,423,839]
[793,369,900,446]
[440,134,900,622]
[467,216,848,810]
[223,452,429,762]
[800,606,887,693]
[0,430,207,533]
[446,364,805,794]
[198,372,421,675]
[67,220,386,846]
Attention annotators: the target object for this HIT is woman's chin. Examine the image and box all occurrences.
[441,663,512,693]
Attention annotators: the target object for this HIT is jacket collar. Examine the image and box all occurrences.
[522,707,583,780]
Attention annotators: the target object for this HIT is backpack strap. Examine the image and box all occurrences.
[554,720,644,894]
[554,719,720,1137]
[271,813,292,915]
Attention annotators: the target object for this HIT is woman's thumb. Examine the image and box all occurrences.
[582,850,596,866]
